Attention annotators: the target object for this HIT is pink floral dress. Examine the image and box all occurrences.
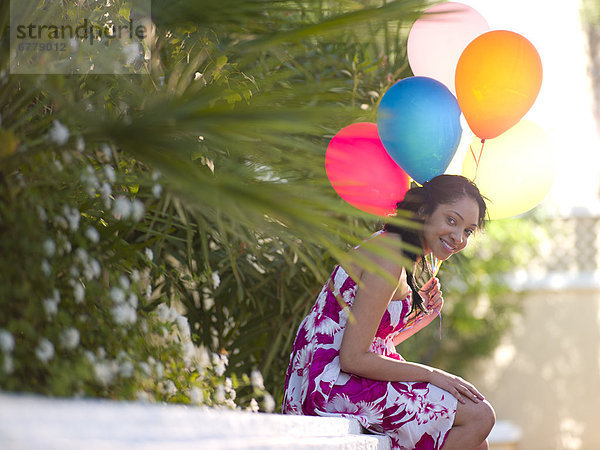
[282,264,457,450]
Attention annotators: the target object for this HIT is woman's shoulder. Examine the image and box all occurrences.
[351,231,406,275]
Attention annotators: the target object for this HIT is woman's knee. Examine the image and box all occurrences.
[478,400,496,433]
[455,397,496,433]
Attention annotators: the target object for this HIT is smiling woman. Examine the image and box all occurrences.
[282,175,495,450]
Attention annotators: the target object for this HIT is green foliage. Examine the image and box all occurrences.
[0,140,271,408]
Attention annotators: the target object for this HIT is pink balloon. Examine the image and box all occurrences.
[325,122,410,216]
[407,2,489,92]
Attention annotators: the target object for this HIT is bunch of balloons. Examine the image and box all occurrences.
[326,2,554,220]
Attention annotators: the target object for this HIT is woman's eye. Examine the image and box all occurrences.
[447,217,456,225]
[465,229,474,237]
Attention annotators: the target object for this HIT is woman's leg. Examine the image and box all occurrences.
[442,396,495,450]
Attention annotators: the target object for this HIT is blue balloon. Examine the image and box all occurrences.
[377,76,462,185]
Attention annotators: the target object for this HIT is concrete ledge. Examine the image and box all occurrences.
[0,393,389,450]
[0,393,517,449]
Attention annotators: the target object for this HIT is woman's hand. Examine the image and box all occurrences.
[429,368,485,404]
[419,277,443,315]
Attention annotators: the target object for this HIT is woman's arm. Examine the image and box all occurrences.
[339,237,434,383]
[392,277,444,346]
[338,246,482,402]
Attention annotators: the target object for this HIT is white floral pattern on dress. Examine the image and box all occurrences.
[282,265,457,450]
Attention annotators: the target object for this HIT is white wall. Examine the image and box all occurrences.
[469,286,600,449]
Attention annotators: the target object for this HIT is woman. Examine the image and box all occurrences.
[282,175,495,449]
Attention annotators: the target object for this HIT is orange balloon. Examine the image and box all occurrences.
[455,30,543,140]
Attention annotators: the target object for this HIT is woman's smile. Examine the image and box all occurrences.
[422,196,480,260]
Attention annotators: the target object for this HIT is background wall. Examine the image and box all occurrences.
[469,212,600,449]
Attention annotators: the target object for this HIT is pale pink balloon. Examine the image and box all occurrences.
[407,2,489,92]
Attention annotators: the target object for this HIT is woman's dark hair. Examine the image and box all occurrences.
[383,174,487,315]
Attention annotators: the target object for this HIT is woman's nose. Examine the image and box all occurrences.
[451,231,464,244]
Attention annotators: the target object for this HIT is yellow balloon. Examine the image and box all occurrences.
[462,120,555,220]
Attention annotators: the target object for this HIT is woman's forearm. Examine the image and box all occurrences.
[392,311,438,346]
[339,350,434,383]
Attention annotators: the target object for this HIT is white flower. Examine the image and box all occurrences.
[62,239,72,254]
[118,275,130,290]
[109,286,126,303]
[250,369,265,390]
[2,355,14,374]
[144,248,153,261]
[0,329,15,353]
[131,199,144,222]
[162,380,177,396]
[43,298,59,317]
[196,345,210,371]
[182,341,196,366]
[215,384,226,403]
[156,303,178,322]
[139,361,151,376]
[41,260,52,276]
[76,136,85,152]
[113,197,132,219]
[81,166,100,193]
[72,283,85,304]
[75,247,89,264]
[111,303,137,325]
[176,315,191,339]
[43,238,56,257]
[104,165,116,183]
[152,170,162,181]
[212,353,228,376]
[189,387,203,405]
[152,184,163,198]
[88,259,102,280]
[59,327,80,350]
[130,269,140,283]
[263,394,275,413]
[36,205,47,221]
[99,182,112,207]
[127,293,138,309]
[35,338,55,363]
[49,120,70,146]
[94,360,118,385]
[136,391,152,403]
[62,205,80,231]
[52,215,68,230]
[101,144,112,160]
[84,350,96,363]
[120,360,134,378]
[211,271,221,289]
[154,362,164,378]
[85,226,100,243]
[248,398,259,413]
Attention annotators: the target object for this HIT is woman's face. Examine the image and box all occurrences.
[421,196,480,260]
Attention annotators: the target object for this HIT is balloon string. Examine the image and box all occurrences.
[469,139,486,181]
[400,308,443,340]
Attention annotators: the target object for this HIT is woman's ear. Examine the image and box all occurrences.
[417,206,428,218]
